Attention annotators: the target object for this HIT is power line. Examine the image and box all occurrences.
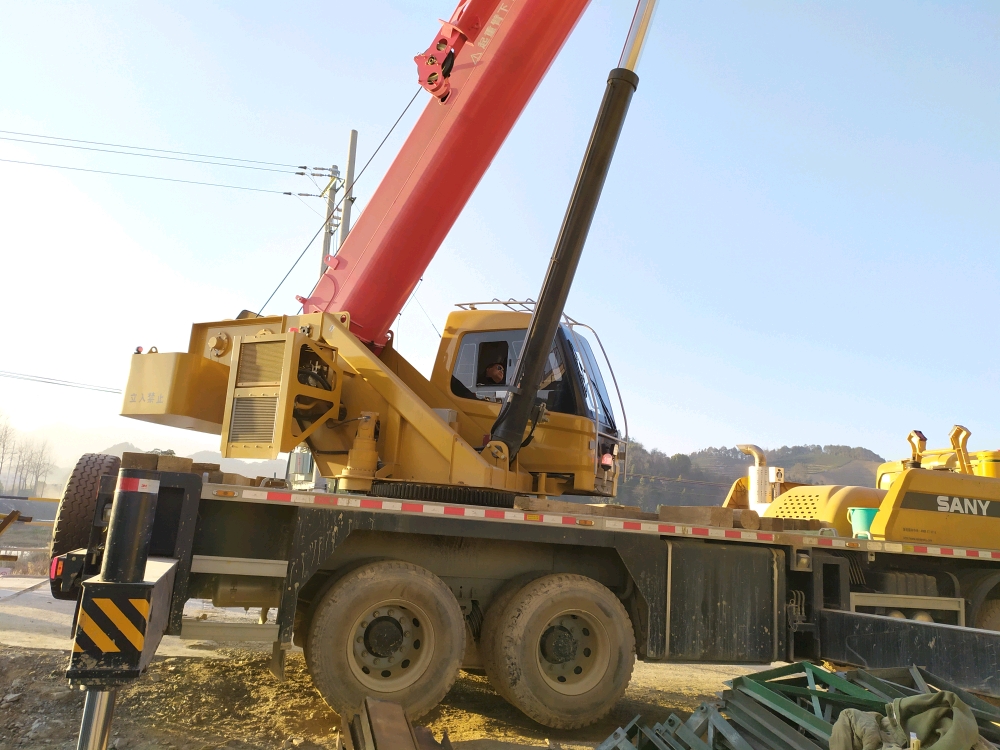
[257,88,424,315]
[0,157,293,195]
[0,135,306,174]
[412,293,442,337]
[0,370,122,394]
[0,128,306,169]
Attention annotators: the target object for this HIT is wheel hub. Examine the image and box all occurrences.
[364,616,404,657]
[540,625,577,664]
[535,611,609,696]
[348,601,432,692]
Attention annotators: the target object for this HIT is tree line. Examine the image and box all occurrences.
[616,440,886,512]
[0,412,54,497]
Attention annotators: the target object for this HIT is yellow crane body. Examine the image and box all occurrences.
[121,308,622,501]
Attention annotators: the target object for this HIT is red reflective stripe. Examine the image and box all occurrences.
[360,499,382,509]
[724,530,741,538]
[485,509,505,519]
[692,527,709,536]
[622,521,641,531]
[941,548,954,555]
[117,477,140,492]
[267,492,292,502]
[914,546,928,553]
[561,516,576,525]
[314,495,335,505]
[443,506,465,516]
[993,552,1000,559]
[757,533,774,541]
[817,538,833,546]
[658,524,676,533]
[402,503,423,513]
[967,550,981,558]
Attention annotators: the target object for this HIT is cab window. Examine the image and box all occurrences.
[451,329,577,415]
[451,330,520,402]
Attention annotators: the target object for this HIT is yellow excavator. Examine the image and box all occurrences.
[727,425,1000,551]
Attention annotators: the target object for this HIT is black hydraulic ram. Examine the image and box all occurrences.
[491,0,658,459]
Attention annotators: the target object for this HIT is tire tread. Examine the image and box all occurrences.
[306,560,465,720]
[977,598,1000,631]
[49,453,120,558]
[495,573,635,729]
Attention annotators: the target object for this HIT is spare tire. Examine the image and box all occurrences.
[50,453,120,558]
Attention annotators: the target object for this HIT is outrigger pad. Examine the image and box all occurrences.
[66,558,177,688]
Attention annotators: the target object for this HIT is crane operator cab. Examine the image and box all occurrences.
[431,302,625,498]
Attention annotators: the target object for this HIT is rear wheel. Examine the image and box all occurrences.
[305,561,465,720]
[489,574,635,729]
[50,453,120,558]
[479,573,542,702]
[976,599,1000,631]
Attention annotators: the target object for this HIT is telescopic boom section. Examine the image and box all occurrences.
[298,0,591,345]
[491,0,656,459]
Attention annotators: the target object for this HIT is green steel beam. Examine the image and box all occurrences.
[769,684,885,712]
[801,663,881,702]
[723,692,826,750]
[733,677,833,741]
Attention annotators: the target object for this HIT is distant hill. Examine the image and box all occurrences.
[99,442,144,458]
[617,442,886,512]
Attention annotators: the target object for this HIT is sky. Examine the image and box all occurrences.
[0,1,998,470]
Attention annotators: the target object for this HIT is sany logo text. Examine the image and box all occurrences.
[936,496,991,515]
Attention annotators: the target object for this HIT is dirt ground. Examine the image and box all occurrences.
[0,645,761,750]
[0,574,764,749]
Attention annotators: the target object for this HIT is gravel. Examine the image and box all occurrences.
[0,644,757,749]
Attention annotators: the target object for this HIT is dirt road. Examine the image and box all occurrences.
[0,576,765,749]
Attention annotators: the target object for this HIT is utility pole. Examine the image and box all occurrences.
[338,130,358,249]
[320,165,341,278]
[305,130,358,492]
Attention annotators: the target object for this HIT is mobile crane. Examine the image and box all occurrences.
[116,0,634,507]
[46,1,1000,747]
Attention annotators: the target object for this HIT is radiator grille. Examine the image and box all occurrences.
[771,492,820,520]
[236,342,284,386]
[229,397,278,443]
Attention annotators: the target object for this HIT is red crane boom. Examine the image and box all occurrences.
[297,0,590,345]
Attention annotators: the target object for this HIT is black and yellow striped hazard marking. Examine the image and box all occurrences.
[72,595,149,659]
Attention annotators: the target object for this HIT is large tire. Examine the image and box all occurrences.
[480,573,543,703]
[50,453,120,558]
[976,599,1000,631]
[305,561,465,720]
[490,574,635,729]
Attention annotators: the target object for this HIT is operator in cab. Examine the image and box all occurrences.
[479,361,506,386]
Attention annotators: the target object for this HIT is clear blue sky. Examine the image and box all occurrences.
[0,1,997,465]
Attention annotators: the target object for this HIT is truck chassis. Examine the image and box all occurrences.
[54,467,1000,732]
